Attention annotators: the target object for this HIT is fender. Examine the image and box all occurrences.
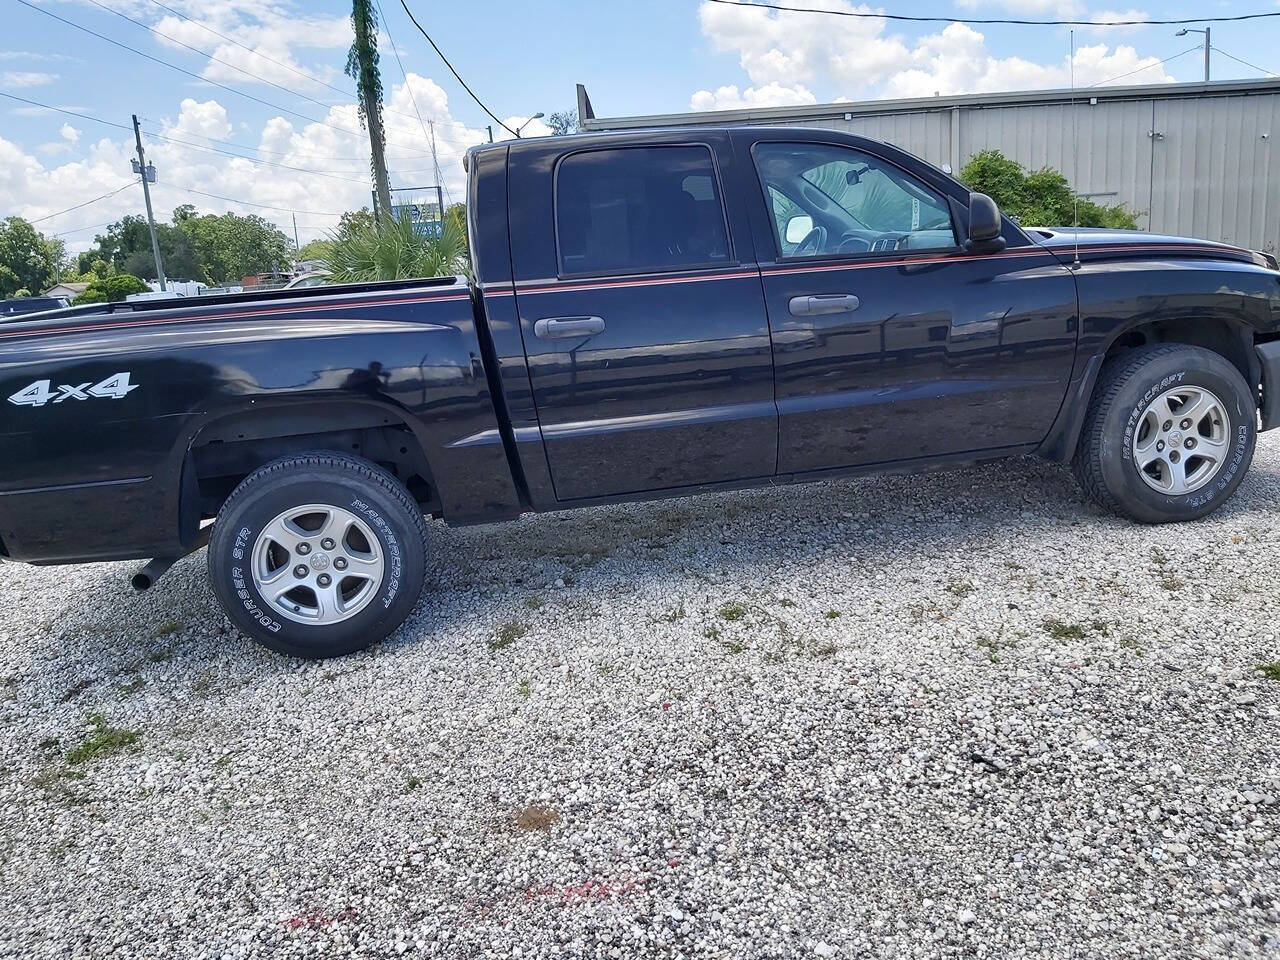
[1037,256,1280,462]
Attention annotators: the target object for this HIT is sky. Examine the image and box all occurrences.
[3,0,1279,256]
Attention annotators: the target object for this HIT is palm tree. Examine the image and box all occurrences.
[347,0,392,219]
[327,212,468,282]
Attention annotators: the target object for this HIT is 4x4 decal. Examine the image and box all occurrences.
[7,372,138,408]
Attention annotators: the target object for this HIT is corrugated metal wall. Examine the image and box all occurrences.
[749,91,1280,252]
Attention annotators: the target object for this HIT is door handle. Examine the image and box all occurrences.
[788,294,860,317]
[533,316,606,339]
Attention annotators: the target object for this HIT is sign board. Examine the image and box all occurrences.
[388,186,445,239]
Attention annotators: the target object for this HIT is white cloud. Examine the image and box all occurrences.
[954,0,1084,12]
[151,11,350,92]
[36,124,81,158]
[698,0,912,90]
[1,71,59,88]
[0,74,505,255]
[884,23,1173,98]
[695,1,1173,104]
[0,51,74,63]
[690,82,818,111]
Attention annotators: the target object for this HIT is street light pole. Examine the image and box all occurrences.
[131,114,166,292]
[1176,27,1210,82]
[514,112,545,139]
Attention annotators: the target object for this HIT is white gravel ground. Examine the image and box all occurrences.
[1,440,1278,960]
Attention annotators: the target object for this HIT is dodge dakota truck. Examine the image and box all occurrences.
[4,127,1280,658]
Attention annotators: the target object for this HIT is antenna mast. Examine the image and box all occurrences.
[1070,30,1080,266]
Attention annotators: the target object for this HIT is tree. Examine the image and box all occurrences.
[0,217,63,296]
[297,239,334,264]
[78,215,205,283]
[73,274,149,304]
[328,211,467,282]
[178,211,292,283]
[960,149,1138,229]
[443,202,467,253]
[548,109,580,136]
[334,207,376,244]
[347,0,392,219]
[0,265,20,298]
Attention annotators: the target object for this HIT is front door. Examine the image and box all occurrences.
[510,139,776,501]
[744,135,1078,474]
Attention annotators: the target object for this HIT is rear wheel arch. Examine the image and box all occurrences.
[180,400,440,533]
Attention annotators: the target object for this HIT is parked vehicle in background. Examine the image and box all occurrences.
[1,296,69,319]
[283,270,332,289]
[2,126,1279,659]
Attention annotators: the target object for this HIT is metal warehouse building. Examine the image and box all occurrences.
[577,78,1280,253]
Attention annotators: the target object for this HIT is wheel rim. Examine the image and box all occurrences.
[1132,385,1231,495]
[252,504,384,626]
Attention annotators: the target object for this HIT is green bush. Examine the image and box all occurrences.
[327,212,467,283]
[959,149,1138,230]
[73,274,149,304]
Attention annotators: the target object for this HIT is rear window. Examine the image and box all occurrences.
[555,145,731,276]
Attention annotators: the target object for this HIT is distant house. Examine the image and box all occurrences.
[43,281,89,300]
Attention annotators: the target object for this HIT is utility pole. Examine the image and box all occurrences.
[487,125,493,143]
[349,0,392,220]
[291,212,301,270]
[131,114,166,292]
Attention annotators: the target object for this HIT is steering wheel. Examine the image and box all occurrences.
[794,225,827,257]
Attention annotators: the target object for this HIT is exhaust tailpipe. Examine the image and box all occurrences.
[131,556,179,592]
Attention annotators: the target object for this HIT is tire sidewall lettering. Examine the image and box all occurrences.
[350,497,402,608]
[1123,370,1187,464]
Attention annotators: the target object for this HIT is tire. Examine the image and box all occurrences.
[1072,343,1256,523]
[207,453,429,658]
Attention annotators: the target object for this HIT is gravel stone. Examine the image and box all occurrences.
[1,444,1279,958]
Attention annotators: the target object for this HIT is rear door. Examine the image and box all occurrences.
[507,134,776,501]
[740,132,1078,474]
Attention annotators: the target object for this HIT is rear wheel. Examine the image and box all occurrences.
[1072,343,1256,523]
[208,453,429,658]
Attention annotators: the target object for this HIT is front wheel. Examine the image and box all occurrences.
[1072,343,1256,523]
[208,453,429,658]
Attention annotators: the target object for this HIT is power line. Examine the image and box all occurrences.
[28,182,134,225]
[1212,46,1279,78]
[374,0,452,205]
[704,0,1280,27]
[96,0,449,139]
[154,182,346,216]
[1087,44,1202,88]
[398,0,517,137]
[0,92,371,184]
[52,219,116,238]
[82,0,361,122]
[137,119,434,164]
[143,0,356,98]
[15,0,379,145]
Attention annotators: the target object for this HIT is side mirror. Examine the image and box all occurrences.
[965,192,1006,253]
[784,214,813,245]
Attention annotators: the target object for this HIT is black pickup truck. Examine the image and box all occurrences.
[4,127,1280,657]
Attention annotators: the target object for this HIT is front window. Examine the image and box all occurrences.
[754,142,956,259]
